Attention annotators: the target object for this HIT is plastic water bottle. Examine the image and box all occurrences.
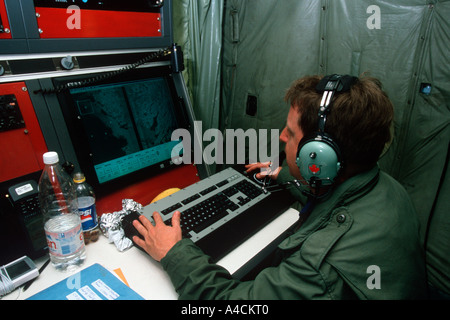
[73,172,100,244]
[38,152,86,271]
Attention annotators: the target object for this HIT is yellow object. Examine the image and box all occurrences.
[151,188,180,203]
[113,268,129,287]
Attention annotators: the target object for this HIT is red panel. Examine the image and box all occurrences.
[0,82,48,182]
[35,7,162,39]
[0,0,12,39]
[96,164,200,215]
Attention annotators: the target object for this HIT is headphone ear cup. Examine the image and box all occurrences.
[296,134,342,185]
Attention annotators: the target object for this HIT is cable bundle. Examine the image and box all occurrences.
[0,266,15,296]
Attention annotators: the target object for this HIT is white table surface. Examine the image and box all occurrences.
[3,208,299,300]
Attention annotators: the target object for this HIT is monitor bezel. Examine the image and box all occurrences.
[53,65,190,196]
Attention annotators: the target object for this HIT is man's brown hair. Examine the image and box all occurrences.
[285,75,394,174]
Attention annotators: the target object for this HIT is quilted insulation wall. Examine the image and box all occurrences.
[175,0,450,296]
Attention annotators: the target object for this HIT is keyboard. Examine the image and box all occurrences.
[140,167,295,261]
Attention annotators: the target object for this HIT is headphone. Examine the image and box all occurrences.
[296,74,358,189]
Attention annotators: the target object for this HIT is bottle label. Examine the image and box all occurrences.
[79,203,98,231]
[77,196,98,231]
[45,224,85,257]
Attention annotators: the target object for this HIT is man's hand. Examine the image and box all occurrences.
[132,211,182,262]
[245,161,282,180]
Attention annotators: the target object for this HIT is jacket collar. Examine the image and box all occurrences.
[279,165,380,250]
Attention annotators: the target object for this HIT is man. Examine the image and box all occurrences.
[132,75,427,299]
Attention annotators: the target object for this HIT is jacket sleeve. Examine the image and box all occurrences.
[161,238,349,300]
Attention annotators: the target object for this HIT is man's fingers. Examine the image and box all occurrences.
[152,211,164,225]
[132,212,182,261]
[133,218,148,236]
[171,211,181,228]
[245,161,271,173]
[132,235,145,248]
[137,214,154,229]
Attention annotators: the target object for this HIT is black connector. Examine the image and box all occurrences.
[171,44,185,73]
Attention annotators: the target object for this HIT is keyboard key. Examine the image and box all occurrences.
[159,177,265,239]
[181,194,200,205]
[223,186,239,197]
[161,203,182,215]
[192,209,229,233]
[235,180,263,199]
[216,179,229,187]
[199,185,217,196]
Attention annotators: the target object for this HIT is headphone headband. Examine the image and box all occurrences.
[316,74,358,93]
[296,74,358,191]
[315,74,358,132]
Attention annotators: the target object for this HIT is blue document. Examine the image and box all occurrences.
[27,263,144,300]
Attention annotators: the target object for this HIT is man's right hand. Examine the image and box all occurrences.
[244,162,282,180]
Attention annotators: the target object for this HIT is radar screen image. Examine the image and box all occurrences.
[69,78,180,183]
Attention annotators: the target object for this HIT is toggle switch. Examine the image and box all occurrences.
[60,56,75,70]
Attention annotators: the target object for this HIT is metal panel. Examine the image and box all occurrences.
[0,81,47,182]
[34,7,162,39]
[0,0,174,54]
[0,0,12,39]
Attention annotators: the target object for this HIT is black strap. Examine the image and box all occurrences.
[315,74,358,133]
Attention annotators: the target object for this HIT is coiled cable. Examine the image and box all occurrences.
[34,47,172,95]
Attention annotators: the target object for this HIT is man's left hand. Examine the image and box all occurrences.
[132,211,182,261]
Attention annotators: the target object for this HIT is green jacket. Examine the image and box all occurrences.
[161,166,427,299]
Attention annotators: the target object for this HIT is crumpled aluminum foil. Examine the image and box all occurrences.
[99,199,143,252]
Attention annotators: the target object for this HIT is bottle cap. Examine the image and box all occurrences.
[43,151,59,164]
[73,172,86,183]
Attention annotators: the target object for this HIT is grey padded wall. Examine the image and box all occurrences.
[222,1,323,135]
[221,0,449,295]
